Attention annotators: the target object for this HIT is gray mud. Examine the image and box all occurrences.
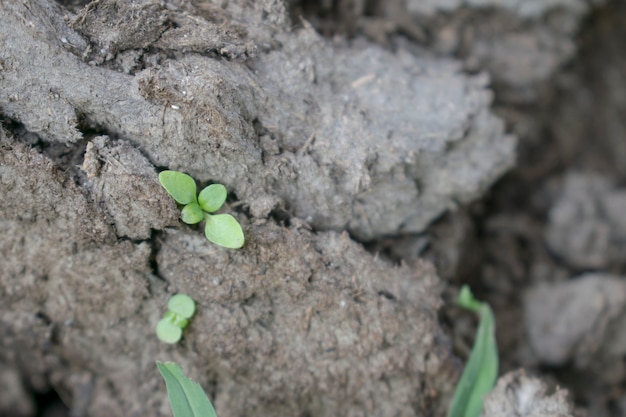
[1,0,624,416]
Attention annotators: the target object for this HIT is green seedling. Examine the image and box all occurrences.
[159,170,244,249]
[448,285,498,417]
[156,294,196,344]
[157,361,217,417]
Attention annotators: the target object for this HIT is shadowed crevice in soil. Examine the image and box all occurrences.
[147,230,166,284]
[53,0,90,13]
[0,116,86,171]
[33,388,70,417]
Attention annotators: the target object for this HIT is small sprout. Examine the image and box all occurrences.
[159,170,244,248]
[163,310,189,328]
[448,285,498,417]
[156,294,196,344]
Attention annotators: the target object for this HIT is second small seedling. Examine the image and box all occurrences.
[156,294,196,344]
[159,170,244,249]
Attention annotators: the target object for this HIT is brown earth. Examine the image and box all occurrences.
[1,0,625,416]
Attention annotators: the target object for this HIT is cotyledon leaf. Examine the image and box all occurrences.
[159,171,197,205]
[204,213,245,249]
[447,285,499,417]
[168,294,196,320]
[181,202,204,225]
[198,184,227,213]
[156,362,217,417]
[156,319,183,344]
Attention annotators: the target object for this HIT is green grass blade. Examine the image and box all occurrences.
[159,171,197,205]
[448,286,498,417]
[156,362,217,417]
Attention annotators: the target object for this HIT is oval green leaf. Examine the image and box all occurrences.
[156,319,183,344]
[159,171,197,205]
[168,294,196,320]
[181,202,204,224]
[156,362,218,417]
[204,213,244,249]
[198,184,227,213]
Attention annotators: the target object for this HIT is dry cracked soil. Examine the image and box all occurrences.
[1,1,625,417]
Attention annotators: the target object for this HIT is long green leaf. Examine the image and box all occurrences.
[448,285,498,417]
[156,362,217,417]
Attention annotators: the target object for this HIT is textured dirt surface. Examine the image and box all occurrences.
[483,370,575,417]
[546,173,626,269]
[524,274,626,372]
[81,136,180,239]
[0,0,515,241]
[413,2,626,416]
[2,0,625,416]
[296,0,600,102]
[1,129,456,417]
[298,0,626,416]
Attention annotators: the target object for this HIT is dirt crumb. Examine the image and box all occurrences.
[546,172,626,270]
[80,136,179,240]
[484,370,576,417]
[524,274,626,376]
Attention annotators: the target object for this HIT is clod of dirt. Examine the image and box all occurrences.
[0,130,115,266]
[483,370,575,417]
[0,0,515,241]
[156,227,455,417]
[300,0,601,103]
[252,29,516,240]
[545,172,626,269]
[156,0,289,54]
[80,136,179,240]
[0,124,456,416]
[524,274,626,378]
[70,0,168,60]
